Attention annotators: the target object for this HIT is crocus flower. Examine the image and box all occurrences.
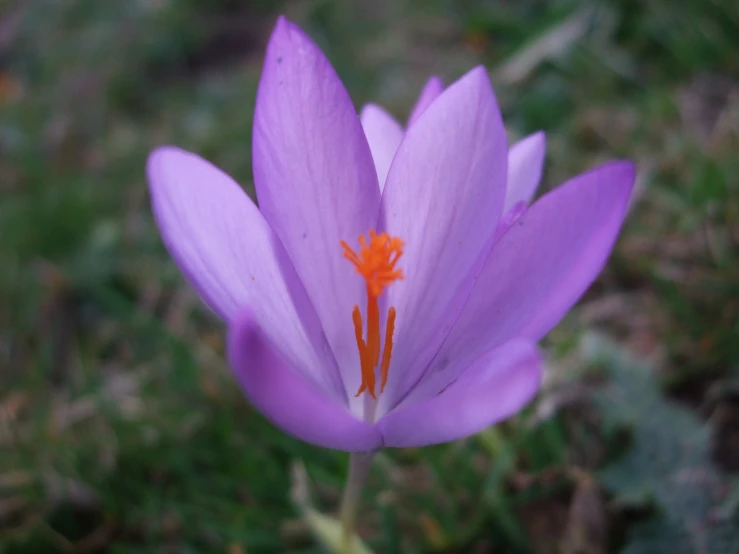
[147,17,635,452]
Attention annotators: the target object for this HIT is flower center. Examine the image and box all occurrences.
[340,231,404,399]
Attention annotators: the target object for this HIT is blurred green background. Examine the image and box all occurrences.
[2,0,738,552]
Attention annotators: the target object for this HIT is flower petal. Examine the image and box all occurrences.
[407,75,444,126]
[360,104,404,192]
[252,18,381,404]
[228,311,383,452]
[425,161,635,386]
[378,66,508,414]
[148,146,344,396]
[505,131,546,212]
[378,340,541,447]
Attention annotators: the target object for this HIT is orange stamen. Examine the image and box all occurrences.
[341,232,404,399]
[352,306,374,398]
[380,307,396,392]
[367,286,381,368]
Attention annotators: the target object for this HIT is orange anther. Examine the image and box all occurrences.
[380,307,396,392]
[352,306,375,398]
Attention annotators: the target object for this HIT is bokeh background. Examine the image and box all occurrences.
[2,0,738,552]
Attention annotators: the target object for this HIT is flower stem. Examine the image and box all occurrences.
[339,451,374,553]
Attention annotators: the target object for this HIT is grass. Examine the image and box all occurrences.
[1,0,738,552]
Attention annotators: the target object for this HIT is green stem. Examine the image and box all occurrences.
[339,451,374,553]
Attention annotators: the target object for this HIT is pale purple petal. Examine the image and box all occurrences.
[423,161,635,388]
[360,104,404,192]
[378,340,542,447]
[228,311,383,452]
[377,66,508,415]
[504,131,546,212]
[147,146,343,397]
[494,200,527,242]
[252,17,380,407]
[407,75,444,126]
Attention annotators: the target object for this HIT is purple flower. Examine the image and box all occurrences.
[147,17,635,452]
